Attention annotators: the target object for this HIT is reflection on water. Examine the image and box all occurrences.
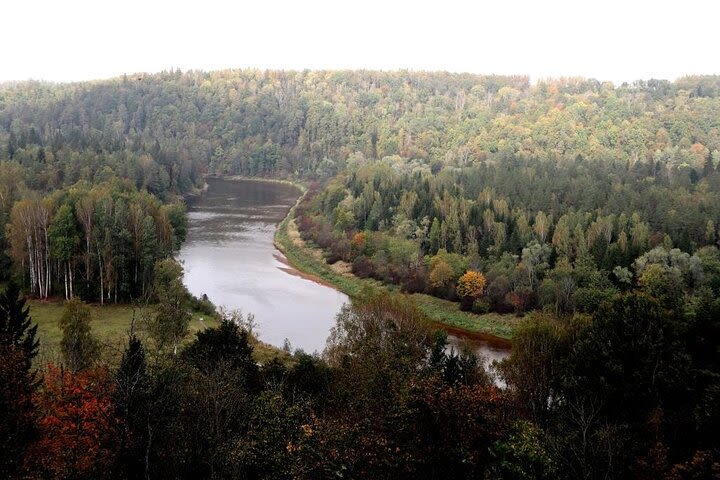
[444,329,510,387]
[178,178,511,377]
[177,178,348,354]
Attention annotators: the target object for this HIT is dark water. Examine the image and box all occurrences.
[178,178,510,376]
[177,178,348,353]
[443,327,511,385]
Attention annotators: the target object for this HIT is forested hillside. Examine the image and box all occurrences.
[2,72,719,190]
[2,70,720,295]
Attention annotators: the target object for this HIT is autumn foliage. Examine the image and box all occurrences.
[456,271,487,300]
[24,364,118,478]
[429,260,454,289]
[350,231,366,254]
[456,271,487,310]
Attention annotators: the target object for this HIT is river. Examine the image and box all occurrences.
[178,177,510,371]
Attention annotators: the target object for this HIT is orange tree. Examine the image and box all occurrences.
[456,271,487,310]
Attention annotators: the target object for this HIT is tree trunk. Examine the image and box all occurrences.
[43,220,50,298]
[98,253,104,305]
[26,236,35,295]
[86,235,91,291]
[145,421,153,480]
[64,263,69,300]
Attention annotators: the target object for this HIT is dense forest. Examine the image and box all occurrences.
[2,71,720,293]
[1,70,720,478]
[296,152,720,316]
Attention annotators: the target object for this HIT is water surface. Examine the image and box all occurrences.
[177,178,348,353]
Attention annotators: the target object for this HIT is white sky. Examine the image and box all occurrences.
[1,0,718,84]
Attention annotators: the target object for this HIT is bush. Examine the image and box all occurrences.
[328,235,351,262]
[471,298,491,314]
[325,253,342,264]
[352,255,376,278]
[400,266,429,294]
[190,293,216,316]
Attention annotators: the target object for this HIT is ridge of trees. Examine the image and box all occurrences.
[2,71,719,192]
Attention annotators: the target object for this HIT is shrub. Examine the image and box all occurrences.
[352,255,376,278]
[471,298,491,314]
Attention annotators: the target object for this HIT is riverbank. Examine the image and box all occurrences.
[181,180,210,204]
[272,189,521,340]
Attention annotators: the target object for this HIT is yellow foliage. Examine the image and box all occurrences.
[429,260,454,289]
[456,271,487,300]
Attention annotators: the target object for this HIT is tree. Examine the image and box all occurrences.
[59,298,99,372]
[183,318,260,390]
[7,199,52,298]
[0,281,39,478]
[75,194,95,295]
[49,204,79,300]
[429,259,454,290]
[534,211,549,243]
[490,420,557,479]
[0,346,37,478]
[429,217,441,253]
[638,263,684,310]
[25,365,118,478]
[228,390,311,479]
[113,334,149,479]
[456,270,487,310]
[182,319,262,476]
[163,203,188,248]
[0,280,39,364]
[559,293,691,477]
[325,292,434,412]
[350,231,366,257]
[149,259,191,354]
[521,241,552,289]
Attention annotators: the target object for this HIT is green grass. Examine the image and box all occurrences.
[412,295,522,338]
[274,199,520,340]
[29,299,219,362]
[28,299,288,366]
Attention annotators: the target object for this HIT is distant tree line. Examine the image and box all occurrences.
[2,71,719,189]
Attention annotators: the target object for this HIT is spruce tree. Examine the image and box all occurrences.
[0,281,39,368]
[0,281,39,477]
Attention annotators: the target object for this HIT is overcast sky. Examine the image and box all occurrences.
[1,0,717,84]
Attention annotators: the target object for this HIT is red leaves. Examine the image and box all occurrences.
[24,364,119,479]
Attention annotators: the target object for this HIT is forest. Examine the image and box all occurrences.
[2,280,718,478]
[1,70,719,478]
